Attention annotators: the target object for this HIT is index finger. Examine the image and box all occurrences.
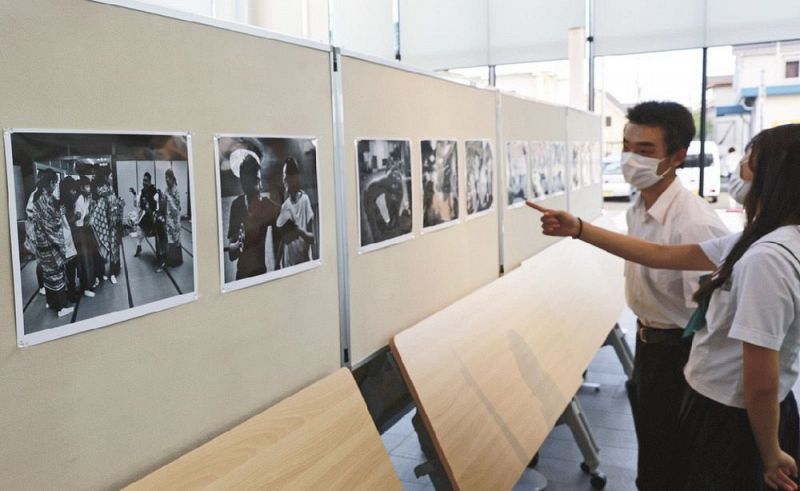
[525,200,551,213]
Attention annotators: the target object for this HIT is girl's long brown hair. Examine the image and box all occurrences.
[693,124,800,302]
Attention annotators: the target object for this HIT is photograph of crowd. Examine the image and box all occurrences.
[465,140,493,216]
[356,139,412,250]
[506,141,529,207]
[549,142,567,195]
[215,135,320,291]
[5,130,196,346]
[528,141,551,201]
[421,140,459,229]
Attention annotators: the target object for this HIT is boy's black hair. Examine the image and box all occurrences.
[240,154,261,181]
[626,101,695,155]
[283,157,301,176]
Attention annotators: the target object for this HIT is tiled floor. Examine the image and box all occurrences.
[381,308,639,491]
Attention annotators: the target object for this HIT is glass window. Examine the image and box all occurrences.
[786,60,799,78]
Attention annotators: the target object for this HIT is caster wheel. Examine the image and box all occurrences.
[590,473,607,489]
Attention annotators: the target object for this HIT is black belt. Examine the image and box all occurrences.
[637,320,685,345]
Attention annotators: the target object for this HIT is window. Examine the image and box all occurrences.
[605,116,612,127]
[787,60,799,79]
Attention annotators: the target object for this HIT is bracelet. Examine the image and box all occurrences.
[572,217,583,239]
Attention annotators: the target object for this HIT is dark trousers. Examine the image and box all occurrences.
[65,257,78,301]
[45,286,67,311]
[626,330,692,490]
[671,388,800,490]
[75,226,96,292]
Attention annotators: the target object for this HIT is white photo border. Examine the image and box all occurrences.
[354,138,415,254]
[464,139,496,222]
[4,128,198,347]
[419,138,461,235]
[213,133,323,294]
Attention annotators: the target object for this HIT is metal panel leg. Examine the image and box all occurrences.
[561,398,607,489]
[605,323,634,380]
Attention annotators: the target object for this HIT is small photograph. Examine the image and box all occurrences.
[4,130,196,346]
[506,141,529,207]
[590,141,602,184]
[421,140,459,230]
[570,142,583,191]
[528,141,551,201]
[215,136,320,291]
[356,139,413,251]
[465,140,494,216]
[549,142,567,195]
[572,141,593,188]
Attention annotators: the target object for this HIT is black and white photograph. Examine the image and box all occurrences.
[570,142,583,190]
[4,130,196,347]
[215,135,321,292]
[549,142,567,195]
[572,141,594,189]
[356,139,412,251]
[528,141,551,201]
[590,141,602,184]
[506,141,529,207]
[465,140,494,216]
[421,140,459,230]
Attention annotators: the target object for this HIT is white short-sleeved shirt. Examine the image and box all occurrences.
[277,191,315,268]
[625,178,729,329]
[684,226,800,408]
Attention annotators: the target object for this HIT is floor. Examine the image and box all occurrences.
[21,222,194,334]
[380,308,639,491]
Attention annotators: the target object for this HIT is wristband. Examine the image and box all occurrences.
[572,217,583,239]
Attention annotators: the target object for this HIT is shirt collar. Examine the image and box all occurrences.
[634,178,683,225]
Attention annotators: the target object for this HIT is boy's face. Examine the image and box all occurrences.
[241,169,262,196]
[81,184,91,196]
[283,169,300,195]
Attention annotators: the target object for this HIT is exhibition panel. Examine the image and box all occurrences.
[341,55,500,364]
[566,107,604,222]
[499,94,569,272]
[0,1,339,489]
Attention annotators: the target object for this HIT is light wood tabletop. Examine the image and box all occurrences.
[126,368,401,490]
[391,221,625,490]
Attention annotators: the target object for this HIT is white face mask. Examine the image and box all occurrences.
[620,152,672,190]
[728,161,752,205]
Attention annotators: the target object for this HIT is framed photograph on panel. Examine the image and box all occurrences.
[570,142,582,191]
[590,141,602,184]
[214,135,321,293]
[528,141,551,201]
[421,140,459,231]
[506,141,529,208]
[355,139,413,252]
[549,142,567,196]
[580,142,593,187]
[3,129,197,347]
[465,140,494,218]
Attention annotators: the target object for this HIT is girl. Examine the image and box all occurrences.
[29,170,74,318]
[528,124,800,490]
[163,168,183,268]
